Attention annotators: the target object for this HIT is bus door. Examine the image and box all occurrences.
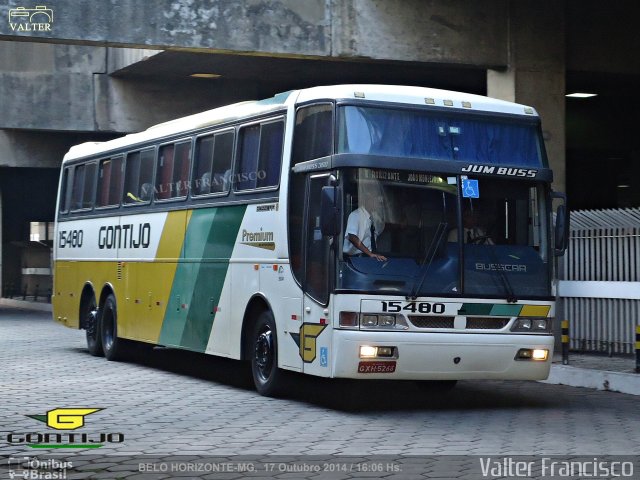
[301,174,333,377]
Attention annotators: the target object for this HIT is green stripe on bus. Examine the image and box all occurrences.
[458,303,493,316]
[458,303,523,317]
[489,304,522,317]
[158,205,246,350]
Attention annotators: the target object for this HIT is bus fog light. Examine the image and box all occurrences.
[360,346,377,358]
[361,315,378,327]
[339,312,359,328]
[532,349,548,361]
[515,348,549,361]
[376,346,394,357]
[516,348,532,360]
[379,315,396,327]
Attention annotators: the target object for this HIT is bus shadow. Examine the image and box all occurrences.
[74,344,556,412]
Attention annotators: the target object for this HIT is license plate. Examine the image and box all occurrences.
[358,361,396,374]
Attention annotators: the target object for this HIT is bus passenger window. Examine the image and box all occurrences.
[124,148,155,204]
[70,163,96,211]
[211,132,233,193]
[236,125,260,190]
[236,120,284,191]
[59,167,72,213]
[257,121,284,188]
[97,156,123,207]
[193,131,234,196]
[292,104,332,165]
[156,141,191,200]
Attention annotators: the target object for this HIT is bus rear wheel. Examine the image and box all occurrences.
[84,296,103,357]
[100,294,124,361]
[251,311,286,397]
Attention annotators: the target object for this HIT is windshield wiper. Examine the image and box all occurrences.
[407,221,448,300]
[486,242,518,303]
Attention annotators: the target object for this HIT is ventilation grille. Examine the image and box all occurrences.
[465,317,509,330]
[116,262,123,281]
[408,316,455,329]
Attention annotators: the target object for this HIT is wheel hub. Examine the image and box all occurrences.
[255,329,273,373]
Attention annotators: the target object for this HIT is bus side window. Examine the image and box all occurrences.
[292,104,333,165]
[59,167,72,213]
[236,119,284,191]
[156,140,191,201]
[257,121,284,188]
[211,131,233,193]
[97,156,123,208]
[70,162,96,211]
[193,131,234,196]
[124,148,155,204]
[194,135,214,195]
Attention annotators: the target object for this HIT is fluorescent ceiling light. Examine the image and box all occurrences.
[566,92,597,98]
[190,73,221,79]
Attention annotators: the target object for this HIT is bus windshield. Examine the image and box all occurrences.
[337,105,545,167]
[338,168,551,299]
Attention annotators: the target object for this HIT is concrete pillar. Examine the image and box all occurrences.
[487,0,566,194]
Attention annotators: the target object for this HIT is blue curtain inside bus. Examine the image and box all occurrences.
[339,106,543,167]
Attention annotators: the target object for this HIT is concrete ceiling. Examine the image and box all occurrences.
[110,50,488,96]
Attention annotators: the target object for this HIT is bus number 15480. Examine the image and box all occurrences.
[381,301,445,314]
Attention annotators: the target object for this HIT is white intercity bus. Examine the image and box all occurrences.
[53,85,568,395]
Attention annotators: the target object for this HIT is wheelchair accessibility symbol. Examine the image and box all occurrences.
[462,179,479,198]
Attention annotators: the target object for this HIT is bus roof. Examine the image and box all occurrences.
[63,84,538,163]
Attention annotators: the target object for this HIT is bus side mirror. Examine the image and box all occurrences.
[320,186,340,236]
[552,192,569,256]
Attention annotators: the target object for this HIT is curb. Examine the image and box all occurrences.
[0,298,52,313]
[542,364,640,396]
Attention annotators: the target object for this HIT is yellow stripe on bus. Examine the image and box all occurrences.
[519,305,551,317]
[134,210,189,343]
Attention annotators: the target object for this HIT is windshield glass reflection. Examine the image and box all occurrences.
[337,168,551,299]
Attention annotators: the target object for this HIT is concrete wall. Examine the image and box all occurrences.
[0,41,267,138]
[0,0,509,66]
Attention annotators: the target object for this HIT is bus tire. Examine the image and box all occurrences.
[251,310,286,397]
[100,294,124,361]
[84,295,103,357]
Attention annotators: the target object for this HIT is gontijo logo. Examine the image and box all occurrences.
[28,408,101,430]
[5,408,125,449]
[8,5,53,31]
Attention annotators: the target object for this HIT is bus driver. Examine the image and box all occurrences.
[343,191,387,261]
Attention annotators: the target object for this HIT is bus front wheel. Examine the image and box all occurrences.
[84,296,103,357]
[251,311,286,397]
[100,294,124,361]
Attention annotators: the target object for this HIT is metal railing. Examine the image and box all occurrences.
[558,208,640,354]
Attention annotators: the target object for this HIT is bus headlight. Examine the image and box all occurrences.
[361,315,378,327]
[338,312,409,330]
[511,318,552,333]
[515,348,549,361]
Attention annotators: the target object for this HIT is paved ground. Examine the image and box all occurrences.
[1,307,640,479]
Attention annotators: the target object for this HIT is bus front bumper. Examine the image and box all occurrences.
[332,330,554,381]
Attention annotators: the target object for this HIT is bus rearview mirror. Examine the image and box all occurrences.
[552,192,569,256]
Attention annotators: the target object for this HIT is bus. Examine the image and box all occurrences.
[53,85,568,396]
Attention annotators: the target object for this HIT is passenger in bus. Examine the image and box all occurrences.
[448,208,494,245]
[343,192,387,261]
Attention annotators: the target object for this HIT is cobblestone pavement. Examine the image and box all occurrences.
[1,307,640,479]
